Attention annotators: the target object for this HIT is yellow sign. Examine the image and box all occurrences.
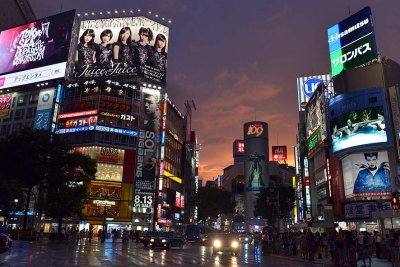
[163,170,182,184]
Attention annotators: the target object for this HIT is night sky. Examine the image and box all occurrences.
[29,0,400,181]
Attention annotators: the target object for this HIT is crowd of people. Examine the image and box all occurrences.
[263,228,400,267]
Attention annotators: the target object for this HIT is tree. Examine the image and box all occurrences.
[0,128,52,230]
[194,187,235,222]
[44,149,96,235]
[0,177,24,226]
[254,184,296,226]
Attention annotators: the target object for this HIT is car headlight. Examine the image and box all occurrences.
[162,239,167,243]
[231,241,239,248]
[150,238,154,242]
[213,240,222,248]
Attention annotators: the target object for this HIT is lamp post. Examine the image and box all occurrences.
[101,195,109,243]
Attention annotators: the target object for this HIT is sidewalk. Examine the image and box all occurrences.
[269,253,391,267]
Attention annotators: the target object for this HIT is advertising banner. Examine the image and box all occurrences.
[34,89,55,130]
[59,116,97,128]
[134,87,161,209]
[296,74,332,112]
[74,146,125,165]
[272,146,287,161]
[342,151,392,198]
[0,10,76,88]
[0,94,13,118]
[75,16,169,85]
[327,7,376,76]
[329,88,389,154]
[305,84,327,140]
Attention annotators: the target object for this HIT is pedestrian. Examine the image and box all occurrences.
[373,231,381,258]
[88,228,93,243]
[362,231,373,267]
[306,229,315,261]
[390,231,399,267]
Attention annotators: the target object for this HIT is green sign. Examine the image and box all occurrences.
[307,130,322,154]
[330,33,376,76]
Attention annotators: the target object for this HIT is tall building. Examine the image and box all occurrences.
[0,0,35,31]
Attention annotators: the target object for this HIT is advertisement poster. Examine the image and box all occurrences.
[272,146,287,161]
[134,87,161,209]
[0,10,75,88]
[0,94,13,118]
[34,89,55,130]
[75,17,169,84]
[342,151,392,198]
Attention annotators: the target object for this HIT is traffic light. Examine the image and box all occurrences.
[391,192,399,210]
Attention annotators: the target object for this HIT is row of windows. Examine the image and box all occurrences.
[0,121,34,136]
[64,87,140,101]
[61,131,137,148]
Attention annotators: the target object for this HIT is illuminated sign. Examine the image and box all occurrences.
[0,93,13,118]
[61,116,97,128]
[272,146,287,161]
[329,88,389,154]
[0,10,75,88]
[58,110,98,119]
[307,130,323,155]
[164,170,182,184]
[326,158,332,197]
[75,16,169,85]
[56,125,137,136]
[74,146,125,164]
[247,124,264,137]
[297,74,332,112]
[34,89,55,130]
[305,84,327,141]
[93,200,116,206]
[100,111,136,121]
[327,7,376,76]
[342,151,391,198]
[175,192,181,208]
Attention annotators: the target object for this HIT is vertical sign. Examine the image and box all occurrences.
[34,89,55,130]
[0,94,13,118]
[134,87,161,210]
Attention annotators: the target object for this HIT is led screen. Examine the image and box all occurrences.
[342,151,391,198]
[0,10,76,88]
[75,17,169,85]
[329,88,389,154]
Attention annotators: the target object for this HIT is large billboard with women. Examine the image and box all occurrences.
[0,10,76,89]
[75,17,169,85]
[329,88,390,155]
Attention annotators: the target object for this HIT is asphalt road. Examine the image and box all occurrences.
[0,239,356,266]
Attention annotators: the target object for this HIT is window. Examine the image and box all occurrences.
[12,123,23,133]
[14,109,25,120]
[0,124,10,136]
[26,107,36,119]
[28,94,38,105]
[17,95,26,107]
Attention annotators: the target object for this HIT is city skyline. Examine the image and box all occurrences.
[29,0,400,181]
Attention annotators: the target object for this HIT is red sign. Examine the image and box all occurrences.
[58,110,98,119]
[0,94,13,118]
[175,192,181,208]
[181,195,185,209]
[272,146,287,161]
[238,142,244,153]
[63,116,97,128]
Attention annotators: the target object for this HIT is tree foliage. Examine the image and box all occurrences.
[195,187,235,221]
[254,184,296,226]
[0,128,96,231]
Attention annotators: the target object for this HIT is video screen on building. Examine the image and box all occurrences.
[329,88,389,154]
[75,16,169,85]
[0,10,76,88]
[342,151,391,198]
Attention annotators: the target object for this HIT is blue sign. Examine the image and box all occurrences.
[303,78,321,97]
[33,109,52,130]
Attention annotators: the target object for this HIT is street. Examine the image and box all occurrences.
[0,239,327,267]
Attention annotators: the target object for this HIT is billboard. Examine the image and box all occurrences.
[75,16,169,85]
[272,146,287,161]
[305,84,327,155]
[327,7,377,76]
[296,74,332,111]
[329,88,389,154]
[0,10,76,89]
[74,146,125,164]
[342,151,392,198]
[34,89,55,130]
[0,94,13,118]
[134,87,161,210]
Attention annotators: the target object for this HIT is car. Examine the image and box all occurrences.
[149,232,185,250]
[210,233,240,256]
[238,233,252,244]
[139,231,156,247]
[0,234,12,253]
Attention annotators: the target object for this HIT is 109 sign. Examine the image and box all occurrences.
[134,195,153,208]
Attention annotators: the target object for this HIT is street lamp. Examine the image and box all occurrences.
[101,195,109,243]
